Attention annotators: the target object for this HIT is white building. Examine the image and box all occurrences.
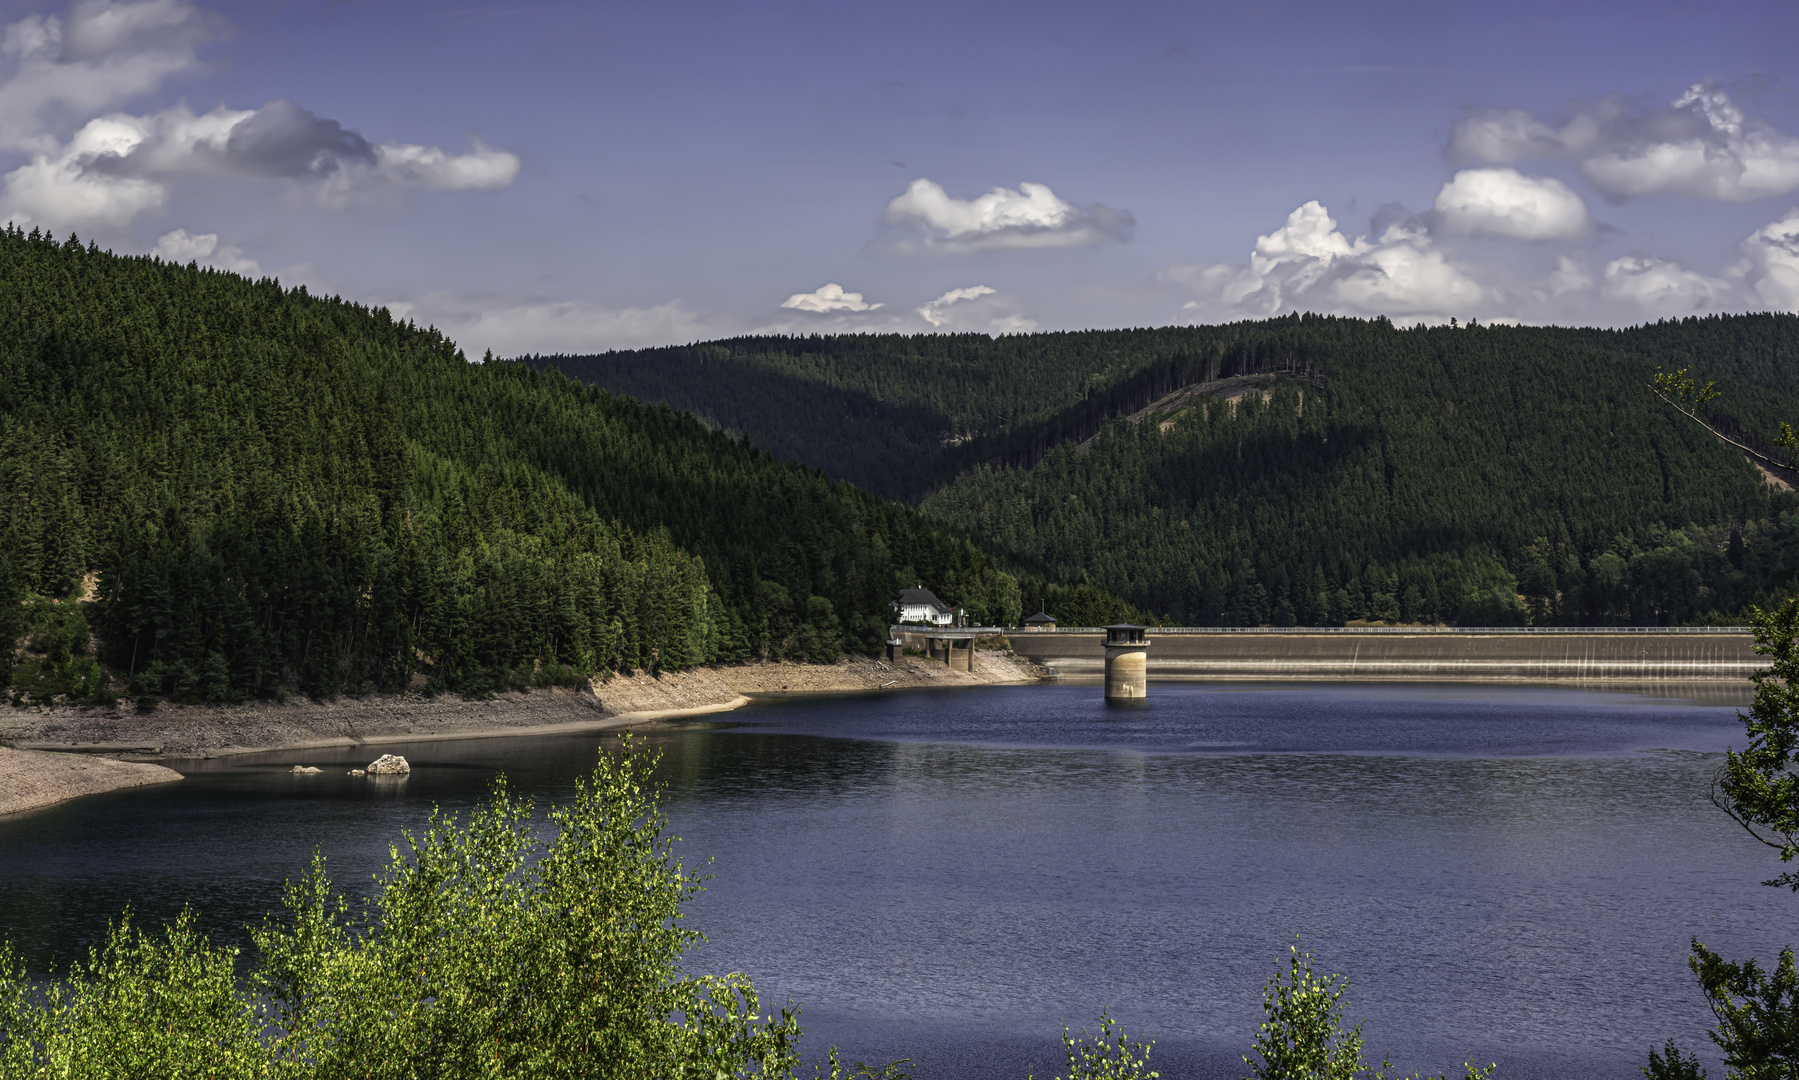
[895,587,956,626]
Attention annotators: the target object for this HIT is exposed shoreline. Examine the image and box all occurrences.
[0,747,183,817]
[0,651,1048,816]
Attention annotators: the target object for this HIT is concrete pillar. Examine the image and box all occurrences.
[1103,626,1150,699]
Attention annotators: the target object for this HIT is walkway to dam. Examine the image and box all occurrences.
[897,627,1762,682]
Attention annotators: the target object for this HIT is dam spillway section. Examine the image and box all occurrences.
[945,626,1760,683]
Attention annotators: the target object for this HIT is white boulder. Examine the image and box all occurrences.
[366,754,411,775]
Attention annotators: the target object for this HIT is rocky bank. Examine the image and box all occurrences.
[0,650,1047,815]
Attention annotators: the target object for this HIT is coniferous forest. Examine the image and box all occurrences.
[14,225,1799,705]
[546,314,1799,627]
[0,229,1140,704]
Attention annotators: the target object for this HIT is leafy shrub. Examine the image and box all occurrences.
[1030,1013,1156,1080]
[1245,946,1495,1080]
[0,737,801,1078]
[8,598,115,706]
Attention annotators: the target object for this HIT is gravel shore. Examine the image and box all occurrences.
[0,747,182,817]
[0,651,1047,815]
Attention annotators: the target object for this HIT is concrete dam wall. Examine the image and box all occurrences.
[997,629,1760,682]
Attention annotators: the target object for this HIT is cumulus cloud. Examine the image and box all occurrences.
[916,285,994,325]
[373,138,518,192]
[1164,201,1492,324]
[0,98,523,228]
[0,0,214,152]
[1544,254,1593,298]
[0,2,520,230]
[1519,215,1799,322]
[1599,255,1733,315]
[390,292,715,358]
[780,283,882,313]
[881,178,1134,252]
[0,100,521,228]
[1449,82,1799,201]
[152,226,257,274]
[1736,208,1799,310]
[1157,197,1799,324]
[1432,168,1590,239]
[2,121,161,225]
[914,284,1037,333]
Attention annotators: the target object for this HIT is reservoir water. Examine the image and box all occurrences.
[0,681,1789,1079]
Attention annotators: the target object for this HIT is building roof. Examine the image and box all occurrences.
[1023,611,1057,624]
[897,587,952,612]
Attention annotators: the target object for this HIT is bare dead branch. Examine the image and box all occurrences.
[1651,384,1798,475]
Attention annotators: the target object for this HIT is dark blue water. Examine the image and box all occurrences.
[0,682,1787,1079]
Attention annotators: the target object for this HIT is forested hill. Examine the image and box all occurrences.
[0,229,1140,704]
[536,330,1231,502]
[546,315,1799,626]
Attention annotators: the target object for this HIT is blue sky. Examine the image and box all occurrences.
[6,0,1799,354]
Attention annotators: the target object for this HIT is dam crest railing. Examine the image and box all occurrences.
[900,625,1753,635]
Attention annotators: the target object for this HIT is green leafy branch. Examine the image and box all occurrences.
[1709,597,1799,889]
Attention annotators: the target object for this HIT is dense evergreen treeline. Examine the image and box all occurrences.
[0,228,1140,703]
[923,314,1799,625]
[535,329,1235,501]
[549,313,1799,626]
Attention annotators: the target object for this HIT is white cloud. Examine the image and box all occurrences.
[372,138,520,192]
[1737,208,1799,310]
[388,282,1042,361]
[780,283,882,313]
[1165,201,1492,324]
[1545,254,1593,297]
[391,292,714,358]
[0,3,520,230]
[0,0,213,152]
[916,285,994,325]
[914,284,1037,333]
[1600,255,1733,315]
[1444,106,1581,166]
[1432,168,1590,240]
[0,100,522,228]
[1161,198,1799,325]
[1450,83,1799,201]
[2,136,161,227]
[1521,210,1799,320]
[152,227,258,274]
[881,178,1134,252]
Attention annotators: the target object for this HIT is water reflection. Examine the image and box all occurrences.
[0,681,1780,1080]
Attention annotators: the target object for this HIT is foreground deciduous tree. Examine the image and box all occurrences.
[1647,370,1799,1079]
[0,736,802,1079]
[1244,946,1494,1080]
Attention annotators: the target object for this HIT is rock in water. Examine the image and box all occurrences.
[291,765,323,774]
[348,768,365,776]
[366,754,411,775]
